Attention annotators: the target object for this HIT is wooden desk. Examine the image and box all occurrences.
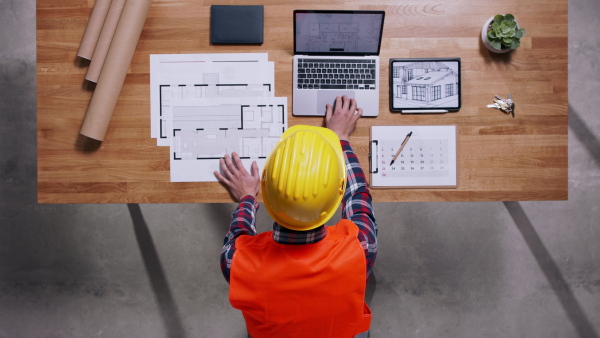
[37,0,568,203]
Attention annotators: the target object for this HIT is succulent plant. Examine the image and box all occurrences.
[487,14,526,50]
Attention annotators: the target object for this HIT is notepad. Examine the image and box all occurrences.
[370,125,458,188]
[210,5,264,44]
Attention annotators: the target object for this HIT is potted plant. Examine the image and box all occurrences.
[481,14,526,53]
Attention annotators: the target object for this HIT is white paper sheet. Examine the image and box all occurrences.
[169,97,288,182]
[150,53,272,143]
[370,125,457,188]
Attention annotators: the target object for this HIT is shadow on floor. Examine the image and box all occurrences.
[504,201,598,338]
[128,204,187,338]
[569,105,600,169]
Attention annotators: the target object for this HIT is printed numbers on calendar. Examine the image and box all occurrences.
[383,138,450,177]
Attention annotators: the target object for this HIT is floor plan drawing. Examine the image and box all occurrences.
[294,12,383,53]
[169,97,288,182]
[149,53,287,182]
[172,103,285,160]
[159,82,272,141]
[149,53,272,144]
[308,23,360,51]
[155,60,275,147]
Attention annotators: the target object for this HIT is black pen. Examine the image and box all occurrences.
[389,131,412,166]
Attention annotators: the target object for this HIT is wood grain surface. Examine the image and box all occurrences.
[37,0,568,203]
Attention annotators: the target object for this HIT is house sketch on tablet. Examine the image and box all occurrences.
[391,60,459,109]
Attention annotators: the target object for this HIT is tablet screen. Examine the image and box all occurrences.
[390,58,461,112]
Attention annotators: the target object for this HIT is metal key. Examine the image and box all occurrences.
[506,94,515,118]
[488,94,515,117]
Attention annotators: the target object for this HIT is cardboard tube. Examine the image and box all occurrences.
[77,0,113,60]
[85,0,126,83]
[80,0,153,141]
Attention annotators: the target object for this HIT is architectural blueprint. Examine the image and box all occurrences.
[149,53,287,182]
[150,53,273,145]
[169,97,288,182]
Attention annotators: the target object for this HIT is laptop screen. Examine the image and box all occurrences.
[294,10,385,56]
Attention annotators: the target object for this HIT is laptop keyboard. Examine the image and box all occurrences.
[297,58,376,90]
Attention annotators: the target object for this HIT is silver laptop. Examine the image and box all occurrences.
[293,10,385,117]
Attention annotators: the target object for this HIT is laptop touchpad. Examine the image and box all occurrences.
[316,90,355,114]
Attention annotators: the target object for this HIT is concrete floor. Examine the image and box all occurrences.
[1,0,599,337]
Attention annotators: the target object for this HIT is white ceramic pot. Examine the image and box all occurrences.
[481,16,518,54]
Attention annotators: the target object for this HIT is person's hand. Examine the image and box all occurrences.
[214,152,260,202]
[325,95,363,141]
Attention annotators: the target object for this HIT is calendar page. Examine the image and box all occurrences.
[370,125,457,188]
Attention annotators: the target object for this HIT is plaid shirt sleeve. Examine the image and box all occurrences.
[220,195,259,283]
[340,140,378,281]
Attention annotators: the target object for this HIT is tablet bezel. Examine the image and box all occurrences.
[389,58,462,113]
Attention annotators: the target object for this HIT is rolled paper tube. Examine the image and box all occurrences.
[77,0,113,60]
[80,0,153,141]
[86,0,126,83]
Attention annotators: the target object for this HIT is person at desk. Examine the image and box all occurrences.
[214,96,378,338]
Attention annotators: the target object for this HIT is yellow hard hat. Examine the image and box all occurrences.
[262,125,346,231]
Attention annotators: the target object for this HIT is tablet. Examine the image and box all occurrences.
[389,58,461,113]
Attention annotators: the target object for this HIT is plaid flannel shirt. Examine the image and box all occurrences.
[220,140,377,283]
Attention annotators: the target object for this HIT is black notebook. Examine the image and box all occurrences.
[210,5,264,44]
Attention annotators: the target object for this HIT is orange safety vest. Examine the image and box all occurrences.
[229,219,371,338]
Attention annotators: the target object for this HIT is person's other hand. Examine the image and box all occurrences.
[325,95,363,141]
[214,152,260,202]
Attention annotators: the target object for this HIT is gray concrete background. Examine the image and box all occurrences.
[1,0,599,337]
